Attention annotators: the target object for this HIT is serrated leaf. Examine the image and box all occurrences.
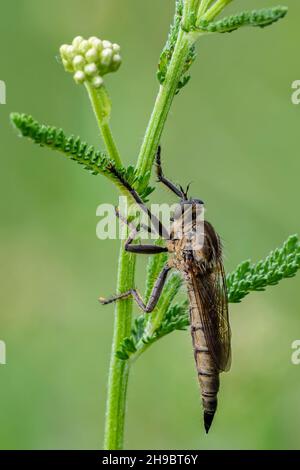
[198,6,288,34]
[227,235,300,303]
[157,0,196,93]
[10,112,154,203]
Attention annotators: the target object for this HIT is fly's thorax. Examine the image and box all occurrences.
[167,238,208,273]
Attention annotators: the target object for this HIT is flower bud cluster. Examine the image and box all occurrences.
[60,36,122,88]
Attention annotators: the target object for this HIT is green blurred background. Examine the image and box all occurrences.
[0,0,299,450]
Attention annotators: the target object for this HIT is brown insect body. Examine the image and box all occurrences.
[168,212,231,433]
[100,147,231,434]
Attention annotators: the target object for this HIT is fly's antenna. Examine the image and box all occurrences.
[179,182,192,201]
[179,185,189,201]
[186,182,192,197]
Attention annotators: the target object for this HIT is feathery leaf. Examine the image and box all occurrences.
[10,113,154,202]
[198,6,288,34]
[227,234,300,303]
[157,0,196,93]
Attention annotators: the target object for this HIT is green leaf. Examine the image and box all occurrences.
[157,0,196,93]
[116,301,189,361]
[11,112,113,174]
[147,300,189,341]
[227,235,300,303]
[10,112,154,202]
[116,315,147,361]
[198,6,288,34]
[155,272,183,318]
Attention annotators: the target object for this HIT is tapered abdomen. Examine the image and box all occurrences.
[187,283,220,433]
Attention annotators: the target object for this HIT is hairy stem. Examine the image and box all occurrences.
[135,28,193,189]
[85,83,122,167]
[203,0,233,21]
[85,83,134,449]
[104,240,136,449]
[197,0,214,19]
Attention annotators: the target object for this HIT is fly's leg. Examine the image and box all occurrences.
[125,232,168,254]
[99,212,169,307]
[99,265,171,313]
[109,165,169,238]
[155,146,185,199]
[115,207,168,255]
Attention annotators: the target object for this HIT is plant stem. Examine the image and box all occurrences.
[203,0,233,21]
[197,0,214,19]
[85,83,122,167]
[135,28,193,189]
[85,82,134,449]
[104,240,136,449]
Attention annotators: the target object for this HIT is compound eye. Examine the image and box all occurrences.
[194,199,204,205]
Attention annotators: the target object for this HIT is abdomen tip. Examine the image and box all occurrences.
[204,411,215,433]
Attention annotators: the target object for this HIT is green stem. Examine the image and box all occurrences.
[85,83,134,449]
[135,28,193,189]
[85,83,122,167]
[197,0,214,19]
[182,0,201,29]
[104,241,136,449]
[203,0,233,21]
[101,122,122,166]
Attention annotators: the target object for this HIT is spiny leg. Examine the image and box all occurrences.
[99,265,171,313]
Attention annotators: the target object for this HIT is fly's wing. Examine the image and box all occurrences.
[191,263,231,372]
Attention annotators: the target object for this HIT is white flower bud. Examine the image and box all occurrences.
[60,44,69,60]
[89,37,102,49]
[92,76,104,88]
[102,40,112,49]
[113,54,121,64]
[72,36,84,48]
[111,54,121,71]
[62,59,74,73]
[60,36,122,80]
[96,40,103,51]
[66,45,75,59]
[112,43,121,53]
[85,48,98,63]
[79,40,89,54]
[101,48,113,66]
[84,63,98,76]
[88,36,98,45]
[74,70,86,84]
[73,55,85,70]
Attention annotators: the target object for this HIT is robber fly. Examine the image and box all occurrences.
[99,146,231,433]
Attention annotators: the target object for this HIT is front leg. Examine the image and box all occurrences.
[116,207,168,255]
[125,236,168,254]
[155,146,184,199]
[99,265,171,313]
